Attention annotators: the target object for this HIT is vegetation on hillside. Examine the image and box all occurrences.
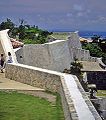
[51,32,69,40]
[97,90,106,97]
[63,58,89,91]
[0,18,52,44]
[82,35,106,64]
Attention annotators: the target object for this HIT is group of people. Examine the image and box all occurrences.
[0,52,13,73]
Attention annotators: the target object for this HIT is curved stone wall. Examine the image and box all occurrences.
[5,63,102,120]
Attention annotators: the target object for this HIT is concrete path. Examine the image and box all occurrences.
[0,72,56,103]
[80,61,106,72]
[0,72,44,91]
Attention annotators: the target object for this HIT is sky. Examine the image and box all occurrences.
[0,0,106,31]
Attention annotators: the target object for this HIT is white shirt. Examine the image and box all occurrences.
[7,56,13,63]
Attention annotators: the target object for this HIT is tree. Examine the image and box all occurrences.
[0,18,19,38]
[0,18,15,30]
[82,43,106,64]
[18,25,26,40]
[82,43,103,57]
[0,18,52,44]
[70,57,83,75]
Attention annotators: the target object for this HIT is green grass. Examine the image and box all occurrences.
[97,90,106,97]
[0,91,64,120]
[50,32,69,40]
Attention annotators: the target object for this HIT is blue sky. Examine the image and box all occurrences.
[0,0,106,31]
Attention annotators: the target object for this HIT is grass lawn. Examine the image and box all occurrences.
[0,91,64,120]
[97,90,106,97]
[50,32,69,40]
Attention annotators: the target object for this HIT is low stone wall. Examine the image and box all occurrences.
[60,76,79,120]
[5,63,76,120]
[92,98,106,119]
[5,63,102,120]
[98,98,106,119]
[5,63,61,92]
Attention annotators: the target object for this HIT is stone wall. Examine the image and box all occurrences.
[15,48,24,64]
[5,63,61,92]
[67,32,82,49]
[71,47,90,61]
[0,41,4,55]
[91,98,106,119]
[87,71,106,89]
[15,37,91,72]
[5,63,76,120]
[98,98,106,119]
[60,76,78,120]
[0,29,18,63]
[5,63,102,120]
[16,40,73,72]
[0,31,5,55]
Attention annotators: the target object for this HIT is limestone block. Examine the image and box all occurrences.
[67,32,81,49]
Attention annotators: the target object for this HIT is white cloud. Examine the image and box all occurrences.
[77,12,83,17]
[73,4,83,11]
[66,13,73,17]
[1,0,106,31]
[98,16,106,22]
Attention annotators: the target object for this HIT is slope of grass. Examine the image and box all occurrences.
[50,32,69,40]
[0,91,64,120]
[97,90,106,97]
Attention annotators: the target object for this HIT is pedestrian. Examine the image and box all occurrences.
[7,52,13,63]
[0,53,5,73]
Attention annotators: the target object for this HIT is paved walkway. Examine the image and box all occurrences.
[0,72,56,103]
[80,61,106,72]
[0,72,44,91]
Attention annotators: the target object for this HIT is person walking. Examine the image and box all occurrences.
[0,54,5,73]
[7,52,13,63]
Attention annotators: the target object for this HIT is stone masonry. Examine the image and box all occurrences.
[5,63,102,120]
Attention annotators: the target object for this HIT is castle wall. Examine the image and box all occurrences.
[91,98,106,119]
[5,63,102,120]
[0,40,4,55]
[16,40,73,72]
[15,32,91,72]
[67,32,82,49]
[0,29,17,63]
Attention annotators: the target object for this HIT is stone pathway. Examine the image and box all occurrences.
[0,72,44,91]
[80,61,106,71]
[0,72,56,103]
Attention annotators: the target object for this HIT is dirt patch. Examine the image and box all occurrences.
[0,89,56,104]
[18,91,56,104]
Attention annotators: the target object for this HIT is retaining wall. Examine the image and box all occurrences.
[91,98,106,119]
[98,98,106,119]
[5,63,101,120]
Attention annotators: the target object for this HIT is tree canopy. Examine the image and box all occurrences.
[82,42,106,64]
[0,18,52,44]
